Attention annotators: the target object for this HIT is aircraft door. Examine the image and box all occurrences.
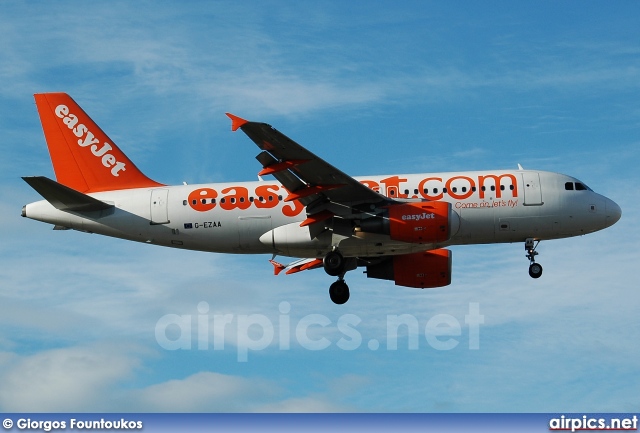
[521,172,543,206]
[150,189,170,224]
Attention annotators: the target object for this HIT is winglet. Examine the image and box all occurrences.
[225,113,249,132]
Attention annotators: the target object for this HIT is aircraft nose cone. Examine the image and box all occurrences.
[605,198,622,227]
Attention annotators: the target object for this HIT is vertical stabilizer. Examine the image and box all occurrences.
[34,93,163,193]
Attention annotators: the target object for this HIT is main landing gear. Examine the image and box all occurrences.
[525,238,543,279]
[329,279,350,304]
[323,250,350,304]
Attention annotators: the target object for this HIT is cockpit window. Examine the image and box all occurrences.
[575,183,588,191]
[565,180,593,192]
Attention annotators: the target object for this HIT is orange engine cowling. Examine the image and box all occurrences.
[388,201,455,244]
[365,249,452,288]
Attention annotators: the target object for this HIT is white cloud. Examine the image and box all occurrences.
[0,344,140,412]
[255,396,345,413]
[0,345,348,412]
[4,2,638,127]
[131,371,273,412]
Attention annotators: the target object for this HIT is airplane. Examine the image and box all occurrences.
[22,93,622,304]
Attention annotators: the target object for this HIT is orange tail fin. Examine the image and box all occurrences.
[34,93,163,193]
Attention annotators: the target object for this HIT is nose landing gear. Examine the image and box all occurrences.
[525,238,543,278]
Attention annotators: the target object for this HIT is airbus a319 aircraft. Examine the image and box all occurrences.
[22,93,621,304]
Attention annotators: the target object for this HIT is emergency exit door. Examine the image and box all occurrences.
[150,189,170,224]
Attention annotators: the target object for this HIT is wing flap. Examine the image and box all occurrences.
[271,257,324,275]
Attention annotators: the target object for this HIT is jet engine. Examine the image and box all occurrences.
[365,249,452,288]
[359,201,460,244]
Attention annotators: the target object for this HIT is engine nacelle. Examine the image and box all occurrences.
[366,249,452,288]
[360,201,459,244]
[259,222,330,256]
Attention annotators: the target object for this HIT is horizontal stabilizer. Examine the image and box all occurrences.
[22,176,113,212]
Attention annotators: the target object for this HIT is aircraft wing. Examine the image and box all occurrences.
[226,114,393,221]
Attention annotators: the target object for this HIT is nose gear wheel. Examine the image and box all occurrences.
[525,238,543,279]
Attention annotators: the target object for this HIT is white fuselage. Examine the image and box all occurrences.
[23,169,621,259]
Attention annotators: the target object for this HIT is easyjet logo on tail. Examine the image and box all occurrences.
[54,105,126,177]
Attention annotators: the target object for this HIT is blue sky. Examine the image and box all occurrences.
[1,0,639,412]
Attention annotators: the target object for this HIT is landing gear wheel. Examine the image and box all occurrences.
[529,263,543,279]
[525,238,543,279]
[329,280,350,304]
[323,250,345,277]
